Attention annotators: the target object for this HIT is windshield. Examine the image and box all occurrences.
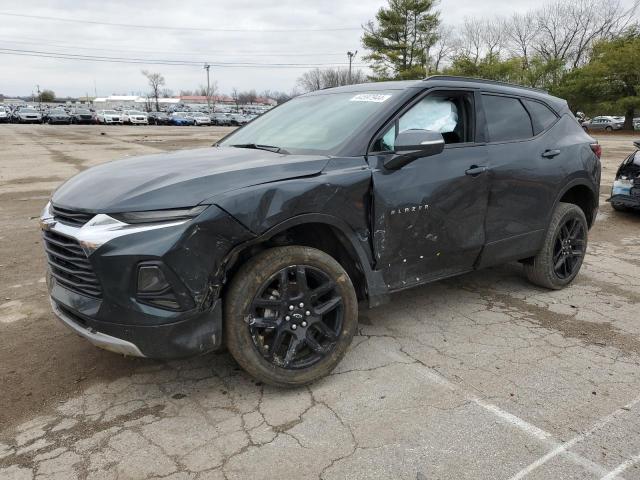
[129,111,144,115]
[21,108,37,113]
[76,109,90,114]
[51,109,66,114]
[103,110,117,114]
[219,91,396,154]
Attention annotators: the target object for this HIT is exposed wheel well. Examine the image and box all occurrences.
[223,223,368,302]
[559,185,596,227]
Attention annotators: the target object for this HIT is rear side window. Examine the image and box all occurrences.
[482,94,533,142]
[524,99,558,135]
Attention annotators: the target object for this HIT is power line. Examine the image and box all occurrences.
[0,37,348,57]
[0,47,369,69]
[0,11,361,32]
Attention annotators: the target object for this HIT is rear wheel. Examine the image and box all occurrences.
[605,126,613,132]
[225,246,358,387]
[524,202,588,289]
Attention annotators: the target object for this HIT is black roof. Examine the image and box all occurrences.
[307,75,565,110]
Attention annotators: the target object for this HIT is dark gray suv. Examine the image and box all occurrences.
[41,76,601,386]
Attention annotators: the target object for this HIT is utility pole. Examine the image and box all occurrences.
[347,51,357,84]
[36,84,41,110]
[204,64,212,113]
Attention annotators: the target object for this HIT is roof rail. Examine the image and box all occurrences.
[424,75,548,94]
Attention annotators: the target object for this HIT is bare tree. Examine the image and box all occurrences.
[297,67,366,92]
[428,25,458,72]
[485,19,508,58]
[506,12,538,68]
[231,88,240,111]
[141,70,165,112]
[298,68,324,92]
[458,18,484,63]
[238,89,257,105]
[456,17,508,64]
[532,0,637,69]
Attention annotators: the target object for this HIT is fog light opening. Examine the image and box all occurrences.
[137,266,169,293]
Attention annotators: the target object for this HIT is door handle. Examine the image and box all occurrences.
[541,149,561,158]
[465,165,488,176]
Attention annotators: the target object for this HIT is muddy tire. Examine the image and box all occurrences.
[524,202,588,290]
[224,246,358,387]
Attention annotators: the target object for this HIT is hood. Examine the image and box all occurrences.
[52,146,330,213]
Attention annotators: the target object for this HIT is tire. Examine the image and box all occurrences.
[605,126,613,132]
[225,246,358,387]
[524,202,588,289]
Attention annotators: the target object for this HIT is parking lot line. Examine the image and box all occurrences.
[382,348,629,479]
[507,394,640,480]
[600,453,640,480]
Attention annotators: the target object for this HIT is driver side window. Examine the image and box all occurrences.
[372,91,473,152]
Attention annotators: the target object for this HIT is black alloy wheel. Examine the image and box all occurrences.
[248,265,343,369]
[524,202,588,289]
[225,246,358,387]
[552,217,586,279]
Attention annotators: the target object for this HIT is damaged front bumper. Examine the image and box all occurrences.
[42,204,254,358]
[608,193,640,209]
[608,178,640,209]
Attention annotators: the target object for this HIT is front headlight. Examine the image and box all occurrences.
[110,205,208,224]
[41,201,53,218]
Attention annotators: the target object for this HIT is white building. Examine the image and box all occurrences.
[93,95,180,110]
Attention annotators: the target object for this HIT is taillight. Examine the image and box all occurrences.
[590,143,602,159]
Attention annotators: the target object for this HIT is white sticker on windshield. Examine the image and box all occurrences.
[350,94,391,103]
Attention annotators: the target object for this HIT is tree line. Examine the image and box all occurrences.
[298,0,640,128]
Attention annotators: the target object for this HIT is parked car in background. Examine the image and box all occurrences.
[147,111,171,125]
[43,108,72,125]
[0,106,8,123]
[96,110,123,124]
[169,112,195,126]
[70,108,96,124]
[211,113,232,126]
[188,112,212,126]
[609,140,640,212]
[633,117,640,130]
[122,110,149,125]
[13,107,42,124]
[582,116,624,132]
[226,113,247,126]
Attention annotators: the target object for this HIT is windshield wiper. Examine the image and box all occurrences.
[230,143,286,154]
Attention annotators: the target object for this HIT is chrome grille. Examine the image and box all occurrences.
[43,230,102,298]
[51,205,94,227]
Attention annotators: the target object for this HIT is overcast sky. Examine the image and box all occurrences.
[0,0,635,98]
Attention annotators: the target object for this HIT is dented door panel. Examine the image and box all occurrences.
[371,144,490,290]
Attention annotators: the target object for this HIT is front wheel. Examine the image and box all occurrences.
[524,202,588,289]
[225,246,358,387]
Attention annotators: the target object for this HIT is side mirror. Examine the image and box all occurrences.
[383,129,445,170]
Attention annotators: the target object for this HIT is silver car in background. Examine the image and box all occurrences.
[187,112,212,126]
[122,110,148,125]
[0,106,8,123]
[582,116,624,132]
[13,107,42,124]
[96,110,123,124]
